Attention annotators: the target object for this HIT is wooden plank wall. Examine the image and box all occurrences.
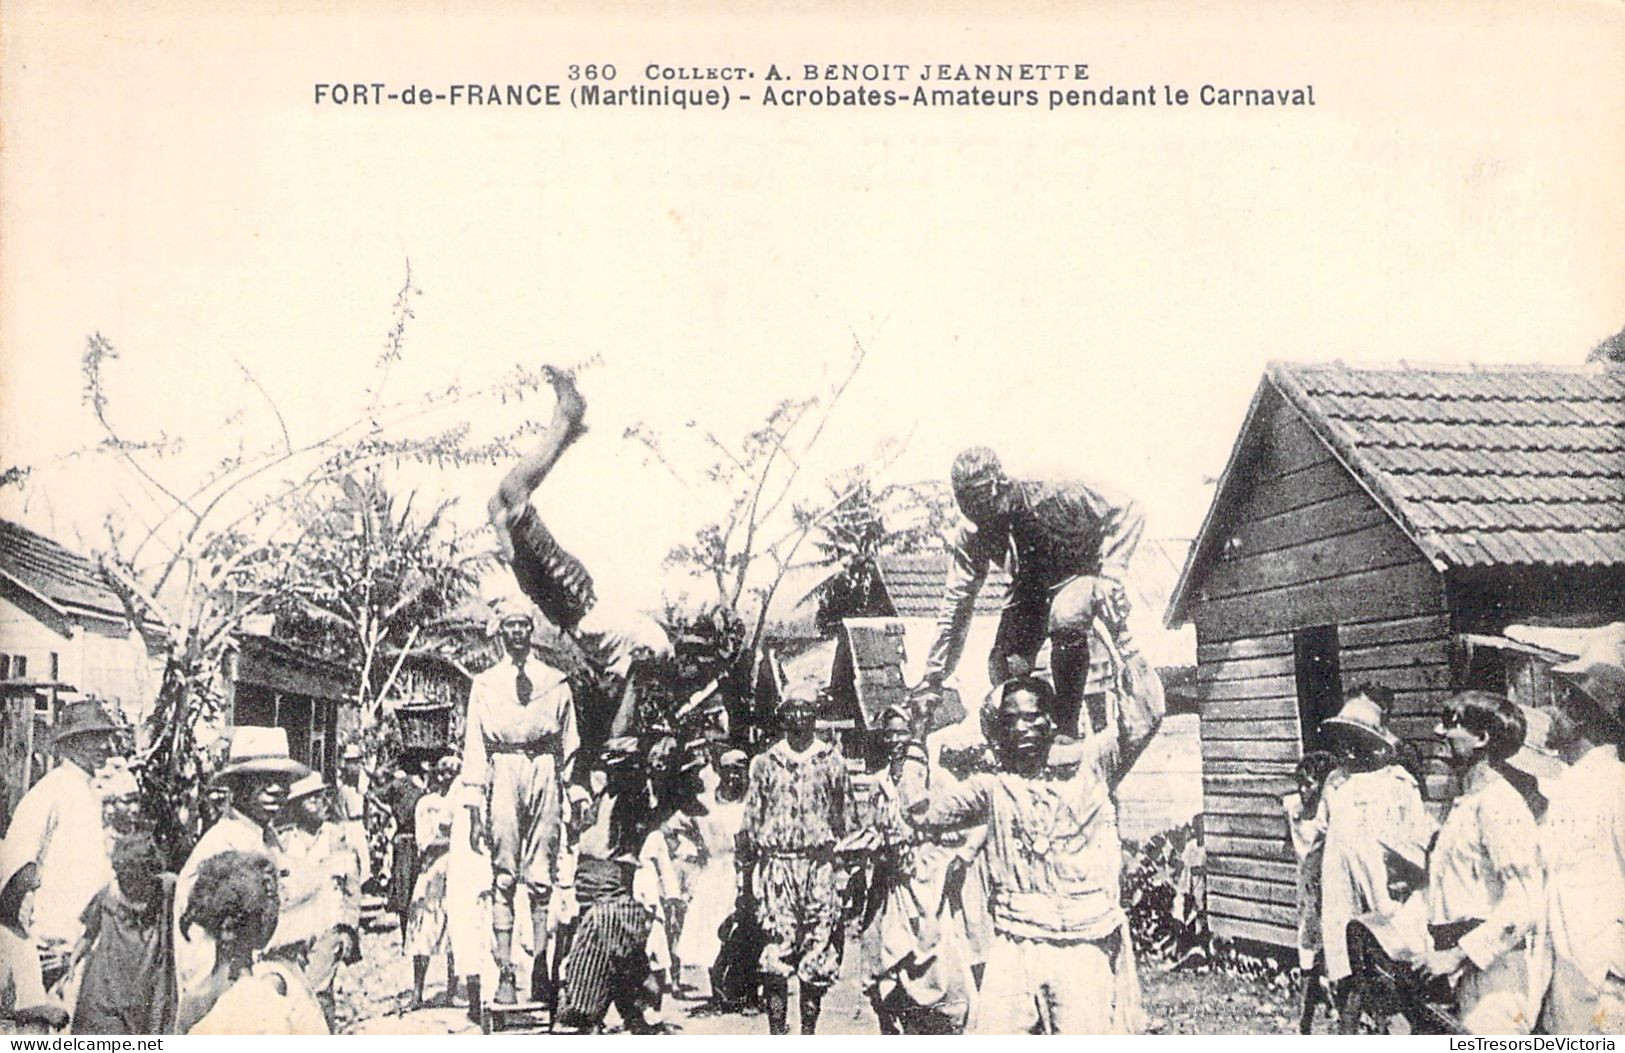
[1190,404,1451,948]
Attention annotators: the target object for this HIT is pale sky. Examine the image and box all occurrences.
[3,0,1623,612]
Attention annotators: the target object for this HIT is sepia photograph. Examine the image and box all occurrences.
[1,0,1622,1038]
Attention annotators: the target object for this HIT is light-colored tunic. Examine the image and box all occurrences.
[1317,764,1432,983]
[459,655,578,893]
[6,762,114,951]
[1540,746,1625,1034]
[1426,765,1542,1035]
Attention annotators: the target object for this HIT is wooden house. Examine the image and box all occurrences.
[1165,361,1625,948]
[0,519,161,829]
[224,632,356,782]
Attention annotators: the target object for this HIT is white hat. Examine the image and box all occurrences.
[1552,623,1625,723]
[287,772,327,801]
[1320,695,1400,756]
[488,593,537,635]
[217,726,310,779]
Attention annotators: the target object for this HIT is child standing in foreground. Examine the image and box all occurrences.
[1284,750,1338,1034]
[69,833,177,1034]
[175,850,327,1035]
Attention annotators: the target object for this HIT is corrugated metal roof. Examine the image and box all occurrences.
[1271,362,1625,570]
[0,518,128,620]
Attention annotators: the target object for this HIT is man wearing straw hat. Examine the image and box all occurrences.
[1539,624,1625,1034]
[1312,687,1433,1022]
[172,725,309,1011]
[5,699,123,981]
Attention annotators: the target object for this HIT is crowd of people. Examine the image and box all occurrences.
[1,367,1618,1037]
[1284,626,1625,1035]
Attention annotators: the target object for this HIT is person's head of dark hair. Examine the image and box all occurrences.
[1441,690,1525,762]
[951,447,1009,524]
[984,676,1058,768]
[178,851,280,957]
[1295,750,1339,785]
[0,861,40,930]
[111,832,164,901]
[1347,682,1396,714]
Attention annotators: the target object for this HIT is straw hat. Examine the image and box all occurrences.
[1320,695,1399,756]
[717,748,748,771]
[286,771,327,801]
[216,726,310,779]
[1552,623,1625,724]
[48,699,121,750]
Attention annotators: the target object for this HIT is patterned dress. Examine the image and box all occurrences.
[744,738,851,987]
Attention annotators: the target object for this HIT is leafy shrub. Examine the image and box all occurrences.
[1122,821,1298,989]
[1122,821,1211,968]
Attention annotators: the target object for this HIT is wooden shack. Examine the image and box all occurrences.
[225,633,355,782]
[1165,361,1625,948]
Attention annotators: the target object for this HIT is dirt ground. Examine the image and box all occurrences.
[337,925,1316,1035]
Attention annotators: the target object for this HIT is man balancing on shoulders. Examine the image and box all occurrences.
[917,447,1144,738]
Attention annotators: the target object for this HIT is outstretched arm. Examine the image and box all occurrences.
[921,521,995,688]
[897,755,989,834]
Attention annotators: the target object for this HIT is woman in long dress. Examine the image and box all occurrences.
[851,707,973,1034]
[672,751,749,998]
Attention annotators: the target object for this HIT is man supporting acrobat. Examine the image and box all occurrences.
[473,367,673,1005]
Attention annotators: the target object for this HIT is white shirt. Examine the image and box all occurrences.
[173,811,282,1004]
[5,762,114,949]
[1542,746,1625,985]
[1425,765,1541,971]
[458,655,578,790]
[0,925,55,1027]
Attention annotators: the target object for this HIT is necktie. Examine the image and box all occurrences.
[516,664,533,706]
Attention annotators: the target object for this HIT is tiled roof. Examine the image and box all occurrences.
[875,551,1011,619]
[842,619,909,728]
[1269,363,1625,569]
[876,542,1196,672]
[0,518,127,621]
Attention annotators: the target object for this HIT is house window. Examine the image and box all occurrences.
[49,653,59,681]
[0,654,9,679]
[1293,625,1342,752]
[11,656,26,680]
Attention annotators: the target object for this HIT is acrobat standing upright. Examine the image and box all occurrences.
[472,367,674,1005]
